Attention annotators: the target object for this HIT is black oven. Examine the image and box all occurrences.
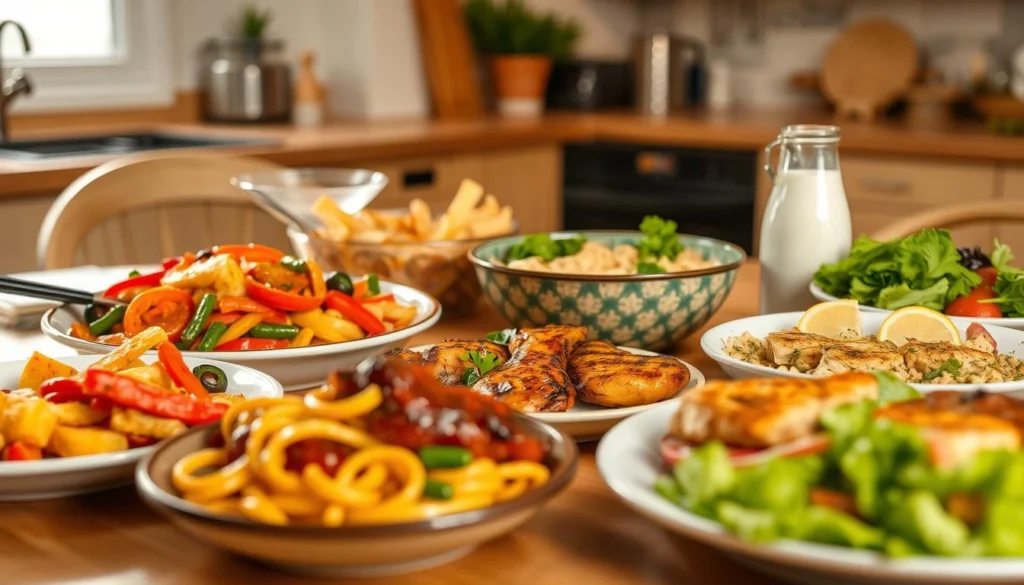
[562,143,757,254]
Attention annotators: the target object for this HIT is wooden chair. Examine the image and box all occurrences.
[870,201,1024,241]
[37,153,292,269]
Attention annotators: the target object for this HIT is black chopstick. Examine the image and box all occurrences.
[0,276,109,306]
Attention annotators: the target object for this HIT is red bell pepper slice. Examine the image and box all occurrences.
[212,244,286,264]
[245,277,324,312]
[39,377,87,404]
[157,342,209,399]
[102,269,167,299]
[82,369,227,426]
[360,293,395,304]
[324,291,386,336]
[161,256,183,270]
[216,297,289,320]
[215,337,290,351]
[4,441,42,461]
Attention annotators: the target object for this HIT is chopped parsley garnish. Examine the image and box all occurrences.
[637,215,684,262]
[462,350,503,385]
[922,358,962,381]
[486,328,517,344]
[506,234,586,263]
[636,261,665,274]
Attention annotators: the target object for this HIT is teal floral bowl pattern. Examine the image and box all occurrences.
[469,231,746,351]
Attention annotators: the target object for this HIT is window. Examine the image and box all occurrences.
[0,0,119,63]
[0,0,172,112]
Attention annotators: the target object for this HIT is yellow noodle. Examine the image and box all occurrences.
[302,384,382,420]
[240,486,289,526]
[260,420,379,493]
[322,504,345,527]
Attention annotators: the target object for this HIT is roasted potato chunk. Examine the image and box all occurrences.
[109,408,186,439]
[49,426,128,457]
[1,397,59,448]
[18,352,78,391]
[48,402,110,427]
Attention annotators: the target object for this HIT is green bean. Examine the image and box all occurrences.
[88,305,126,337]
[248,323,300,340]
[84,303,109,324]
[280,256,308,273]
[180,293,217,345]
[192,364,228,392]
[423,478,454,500]
[418,446,473,469]
[197,321,229,351]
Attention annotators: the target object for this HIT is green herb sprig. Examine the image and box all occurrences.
[462,350,503,385]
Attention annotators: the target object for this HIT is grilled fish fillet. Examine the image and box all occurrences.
[669,372,879,448]
[812,345,903,376]
[473,325,588,413]
[875,392,1021,468]
[763,331,831,370]
[388,341,511,386]
[567,340,690,407]
[901,341,997,378]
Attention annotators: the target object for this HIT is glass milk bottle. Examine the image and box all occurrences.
[759,125,851,314]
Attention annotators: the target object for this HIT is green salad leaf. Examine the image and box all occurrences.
[871,371,922,403]
[981,498,1024,556]
[985,240,1024,317]
[505,234,586,263]
[813,229,981,311]
[784,506,886,550]
[883,490,971,556]
[673,441,735,509]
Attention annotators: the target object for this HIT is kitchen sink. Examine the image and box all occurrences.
[0,132,274,160]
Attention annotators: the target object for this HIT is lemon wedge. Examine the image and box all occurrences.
[796,299,862,338]
[877,306,961,346]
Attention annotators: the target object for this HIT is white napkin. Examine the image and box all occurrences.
[0,265,150,329]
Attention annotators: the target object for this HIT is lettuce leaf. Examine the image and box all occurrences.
[883,490,971,556]
[783,506,886,550]
[673,441,735,508]
[980,498,1024,556]
[813,228,981,309]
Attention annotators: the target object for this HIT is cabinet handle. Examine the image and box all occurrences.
[402,169,435,188]
[859,177,910,194]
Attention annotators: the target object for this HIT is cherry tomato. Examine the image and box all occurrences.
[945,295,1002,318]
[977,267,999,287]
[967,286,997,300]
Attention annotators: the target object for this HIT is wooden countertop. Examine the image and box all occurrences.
[0,261,787,585]
[2,109,1023,198]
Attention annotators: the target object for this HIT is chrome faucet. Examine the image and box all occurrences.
[0,20,32,144]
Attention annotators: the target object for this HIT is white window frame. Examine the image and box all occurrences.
[7,0,173,113]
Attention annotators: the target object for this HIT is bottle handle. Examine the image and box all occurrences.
[764,137,781,183]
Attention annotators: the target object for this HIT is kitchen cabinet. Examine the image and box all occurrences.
[360,145,561,234]
[995,166,1024,254]
[0,195,57,274]
[841,155,996,247]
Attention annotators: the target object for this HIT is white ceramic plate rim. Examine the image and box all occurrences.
[700,311,1024,392]
[406,344,705,422]
[0,354,282,477]
[596,401,1024,581]
[41,280,441,361]
[808,282,1024,328]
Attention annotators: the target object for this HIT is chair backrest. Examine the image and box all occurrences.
[38,153,291,269]
[870,202,1024,241]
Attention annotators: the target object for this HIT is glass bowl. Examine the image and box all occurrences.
[233,168,388,232]
[288,220,517,318]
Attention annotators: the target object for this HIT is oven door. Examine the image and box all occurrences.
[563,186,754,254]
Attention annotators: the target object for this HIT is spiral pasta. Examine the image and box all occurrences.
[172,381,550,526]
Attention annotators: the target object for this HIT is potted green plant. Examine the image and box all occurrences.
[465,0,581,117]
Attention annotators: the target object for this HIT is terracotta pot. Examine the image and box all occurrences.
[489,55,553,117]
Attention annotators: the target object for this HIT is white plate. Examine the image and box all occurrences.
[41,281,442,391]
[408,344,705,440]
[0,354,283,501]
[809,282,1024,331]
[597,401,1024,585]
[701,311,1024,394]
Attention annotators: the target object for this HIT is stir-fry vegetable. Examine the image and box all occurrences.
[192,364,228,393]
[68,244,418,351]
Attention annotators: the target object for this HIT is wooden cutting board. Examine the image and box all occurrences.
[412,0,485,120]
[820,18,918,120]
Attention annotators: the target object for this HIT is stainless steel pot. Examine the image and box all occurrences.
[633,32,705,116]
[200,38,292,124]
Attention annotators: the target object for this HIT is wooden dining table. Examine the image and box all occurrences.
[0,260,787,585]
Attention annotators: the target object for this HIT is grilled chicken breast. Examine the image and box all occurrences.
[763,331,831,370]
[472,326,588,413]
[875,392,1022,468]
[901,341,997,378]
[670,372,879,448]
[388,341,511,386]
[812,345,904,376]
[568,340,689,407]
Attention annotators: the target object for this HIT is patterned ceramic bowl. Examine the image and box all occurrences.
[469,231,746,351]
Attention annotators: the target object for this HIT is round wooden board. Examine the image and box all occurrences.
[820,18,918,120]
